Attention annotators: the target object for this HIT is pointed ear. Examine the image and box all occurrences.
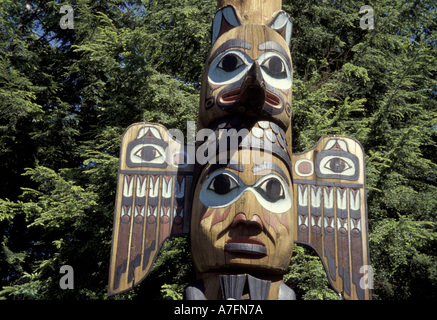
[269,11,293,47]
[211,5,242,45]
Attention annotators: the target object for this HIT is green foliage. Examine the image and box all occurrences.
[1,0,436,300]
[370,217,437,299]
[284,245,342,300]
[285,0,437,299]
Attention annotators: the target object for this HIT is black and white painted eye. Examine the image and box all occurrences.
[207,173,239,195]
[258,52,291,90]
[208,50,251,86]
[130,144,166,165]
[318,155,355,177]
[261,56,287,78]
[253,173,291,213]
[200,170,245,208]
[256,177,285,202]
[218,53,245,72]
[323,157,351,173]
[134,145,162,162]
[199,170,292,213]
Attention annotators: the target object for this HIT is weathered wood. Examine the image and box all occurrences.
[217,0,282,24]
[191,0,295,299]
[108,0,370,300]
[108,123,194,296]
[292,135,371,300]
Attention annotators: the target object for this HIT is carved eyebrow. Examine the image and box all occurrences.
[200,162,245,183]
[208,39,252,65]
[252,161,290,186]
[258,41,291,69]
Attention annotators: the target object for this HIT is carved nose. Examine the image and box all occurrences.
[240,61,266,110]
[246,61,264,87]
[231,213,264,231]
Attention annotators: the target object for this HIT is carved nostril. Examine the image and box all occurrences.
[250,214,264,230]
[231,213,264,231]
[231,212,247,227]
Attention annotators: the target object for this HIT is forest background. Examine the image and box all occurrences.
[0,0,436,300]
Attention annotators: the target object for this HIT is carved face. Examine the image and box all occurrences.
[198,7,293,134]
[190,147,294,275]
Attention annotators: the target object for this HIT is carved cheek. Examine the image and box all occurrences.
[199,205,232,231]
[261,207,290,235]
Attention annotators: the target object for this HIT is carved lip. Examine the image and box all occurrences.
[219,88,241,104]
[226,237,265,246]
[265,90,282,109]
[219,87,282,110]
[224,237,267,256]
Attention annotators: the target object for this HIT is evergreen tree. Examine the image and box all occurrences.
[285,0,437,299]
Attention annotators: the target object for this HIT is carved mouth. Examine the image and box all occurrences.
[218,88,282,110]
[224,237,267,256]
[265,90,282,109]
[218,88,241,104]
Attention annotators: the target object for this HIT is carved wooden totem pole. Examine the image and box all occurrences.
[108,0,371,300]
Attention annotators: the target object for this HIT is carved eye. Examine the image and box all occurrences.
[208,173,239,195]
[256,177,284,202]
[130,144,166,165]
[134,146,162,162]
[324,157,351,173]
[218,53,245,72]
[261,56,286,77]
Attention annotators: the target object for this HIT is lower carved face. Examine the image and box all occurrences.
[190,149,294,275]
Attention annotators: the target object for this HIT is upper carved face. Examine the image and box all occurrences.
[198,6,293,133]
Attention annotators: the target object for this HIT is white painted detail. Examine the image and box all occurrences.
[123,176,134,197]
[336,189,347,210]
[162,176,173,199]
[323,187,334,209]
[350,189,360,210]
[298,185,308,207]
[310,186,322,208]
[136,176,147,197]
[149,176,160,197]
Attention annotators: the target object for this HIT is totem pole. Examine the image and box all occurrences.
[108,0,371,300]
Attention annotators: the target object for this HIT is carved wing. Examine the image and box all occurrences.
[108,123,194,296]
[292,135,371,300]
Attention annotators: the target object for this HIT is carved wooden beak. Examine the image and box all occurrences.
[240,61,266,111]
